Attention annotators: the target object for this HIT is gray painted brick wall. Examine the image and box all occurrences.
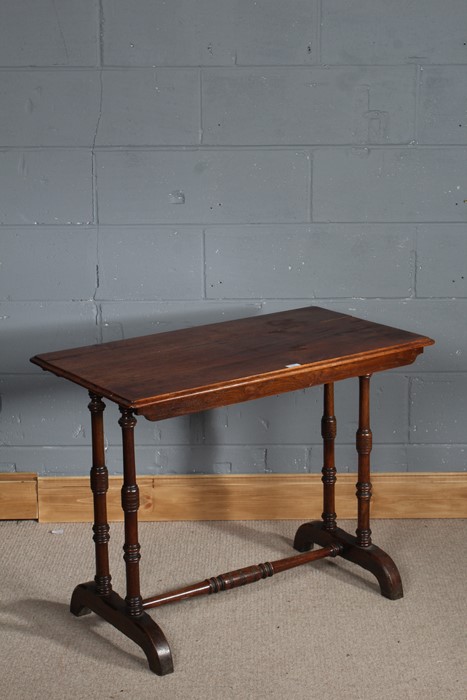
[0,0,466,476]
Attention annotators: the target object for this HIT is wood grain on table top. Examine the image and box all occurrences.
[30,306,434,420]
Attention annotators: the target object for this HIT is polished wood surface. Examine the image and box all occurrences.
[321,383,337,532]
[70,582,173,675]
[119,408,144,617]
[31,306,433,420]
[293,522,404,600]
[30,306,434,675]
[142,544,342,610]
[88,393,112,596]
[356,375,373,547]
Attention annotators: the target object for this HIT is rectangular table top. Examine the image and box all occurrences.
[30,306,433,421]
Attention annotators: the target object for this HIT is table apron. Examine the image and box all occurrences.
[135,348,422,421]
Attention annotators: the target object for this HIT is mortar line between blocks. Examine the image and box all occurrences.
[15,221,460,227]
[414,64,421,144]
[90,151,96,225]
[97,302,103,343]
[316,0,322,65]
[1,221,465,228]
[98,0,104,68]
[202,228,207,299]
[309,150,313,221]
[6,63,463,71]
[199,69,204,145]
[408,376,414,445]
[4,144,467,151]
[414,225,420,297]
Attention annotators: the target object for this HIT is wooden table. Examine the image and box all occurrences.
[31,306,433,676]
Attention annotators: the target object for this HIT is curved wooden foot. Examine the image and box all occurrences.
[294,521,403,600]
[70,582,174,675]
[70,593,92,617]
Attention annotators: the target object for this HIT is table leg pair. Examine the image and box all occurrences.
[70,375,402,676]
[70,395,173,675]
[294,376,403,600]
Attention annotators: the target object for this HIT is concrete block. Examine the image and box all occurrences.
[0,0,98,66]
[203,66,416,145]
[0,446,93,476]
[102,446,150,475]
[96,70,200,146]
[335,375,409,444]
[321,0,467,65]
[410,375,467,444]
[264,446,311,473]
[99,301,262,342]
[231,0,319,65]
[419,66,467,144]
[356,445,409,472]
[204,375,408,445]
[416,225,467,297]
[205,224,415,298]
[0,150,93,225]
[152,445,267,474]
[312,148,467,222]
[204,392,322,447]
[103,0,319,66]
[0,442,414,476]
[407,445,467,471]
[0,442,205,478]
[0,461,16,473]
[0,71,100,147]
[102,395,204,447]
[0,374,90,447]
[105,445,245,476]
[305,299,467,373]
[309,444,408,473]
[209,443,407,474]
[96,150,310,224]
[97,227,204,300]
[0,302,98,374]
[0,227,97,301]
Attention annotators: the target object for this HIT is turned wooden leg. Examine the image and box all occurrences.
[70,393,112,618]
[119,407,144,618]
[89,393,112,595]
[293,377,403,600]
[321,383,337,533]
[293,383,337,553]
[70,583,173,675]
[356,375,372,547]
[71,404,174,674]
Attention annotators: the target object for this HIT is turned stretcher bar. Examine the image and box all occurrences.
[142,543,342,610]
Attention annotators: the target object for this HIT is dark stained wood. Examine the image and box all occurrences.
[356,375,373,547]
[293,521,403,600]
[88,393,112,596]
[321,383,337,532]
[32,306,432,674]
[142,544,342,610]
[70,582,173,675]
[119,408,143,617]
[30,306,434,421]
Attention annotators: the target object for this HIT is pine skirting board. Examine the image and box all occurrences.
[0,473,38,519]
[1,472,465,522]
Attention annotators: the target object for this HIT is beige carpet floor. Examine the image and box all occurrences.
[0,519,465,699]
